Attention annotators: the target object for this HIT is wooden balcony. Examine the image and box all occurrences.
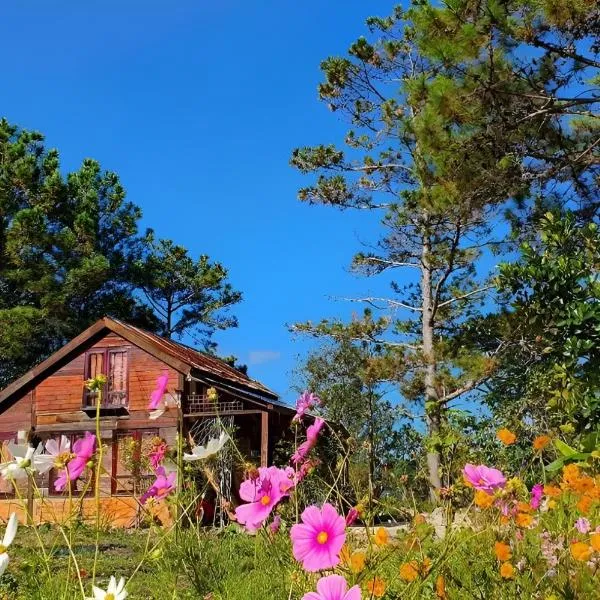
[184,394,243,416]
[82,390,128,411]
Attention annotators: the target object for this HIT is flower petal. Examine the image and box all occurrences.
[0,553,9,577]
[316,574,348,598]
[3,513,18,547]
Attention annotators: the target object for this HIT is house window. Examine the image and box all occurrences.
[83,348,129,409]
[113,430,159,496]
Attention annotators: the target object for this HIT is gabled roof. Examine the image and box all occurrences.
[0,317,283,409]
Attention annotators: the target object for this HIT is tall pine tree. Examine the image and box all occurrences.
[291,1,598,496]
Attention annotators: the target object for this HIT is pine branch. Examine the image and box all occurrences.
[531,37,600,69]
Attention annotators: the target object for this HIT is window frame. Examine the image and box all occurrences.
[112,429,159,496]
[82,347,129,409]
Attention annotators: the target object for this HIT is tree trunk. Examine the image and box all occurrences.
[367,386,376,512]
[166,297,173,339]
[421,231,442,500]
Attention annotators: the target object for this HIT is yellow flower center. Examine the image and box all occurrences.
[56,451,73,468]
[105,595,115,600]
[316,531,329,545]
[260,495,271,506]
[0,545,6,554]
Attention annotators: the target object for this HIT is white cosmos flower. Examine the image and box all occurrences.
[35,436,72,474]
[183,431,229,462]
[0,443,48,480]
[0,513,18,577]
[90,575,128,600]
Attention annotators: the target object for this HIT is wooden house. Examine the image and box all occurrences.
[0,317,295,525]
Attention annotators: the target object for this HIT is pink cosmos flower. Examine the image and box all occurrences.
[575,517,591,534]
[54,432,96,492]
[292,418,326,465]
[497,500,515,517]
[463,464,506,494]
[293,391,321,423]
[295,459,320,484]
[140,466,176,504]
[235,466,295,531]
[345,507,359,526]
[530,483,543,510]
[149,371,169,410]
[149,440,167,470]
[302,574,361,600]
[290,503,346,572]
[269,515,282,534]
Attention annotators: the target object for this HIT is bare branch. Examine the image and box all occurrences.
[439,377,486,405]
[437,285,493,309]
[359,256,421,269]
[335,296,422,312]
[531,37,600,69]
[350,163,414,173]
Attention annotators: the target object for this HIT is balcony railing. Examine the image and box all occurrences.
[83,389,128,410]
[185,394,243,414]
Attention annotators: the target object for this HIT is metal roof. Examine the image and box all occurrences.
[107,318,278,399]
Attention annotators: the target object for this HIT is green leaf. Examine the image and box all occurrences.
[554,439,577,457]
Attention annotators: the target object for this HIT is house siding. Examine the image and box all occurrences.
[0,390,32,433]
[0,332,181,436]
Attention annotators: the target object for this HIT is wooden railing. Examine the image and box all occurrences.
[184,394,243,415]
[83,389,128,410]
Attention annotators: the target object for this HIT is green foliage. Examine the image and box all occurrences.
[133,236,242,347]
[298,338,419,500]
[490,211,600,434]
[290,0,598,496]
[0,119,242,384]
[0,119,155,386]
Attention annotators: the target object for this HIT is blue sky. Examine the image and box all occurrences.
[2,1,395,402]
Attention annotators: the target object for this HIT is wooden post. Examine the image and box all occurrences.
[260,411,269,467]
[26,480,34,525]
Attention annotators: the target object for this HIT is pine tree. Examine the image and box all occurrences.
[134,236,242,348]
[0,119,154,385]
[290,1,598,497]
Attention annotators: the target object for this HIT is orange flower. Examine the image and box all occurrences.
[571,542,593,562]
[544,485,561,498]
[374,527,389,546]
[500,515,511,526]
[497,428,517,445]
[494,541,512,562]
[366,577,386,597]
[533,435,551,451]
[517,501,532,513]
[340,544,352,566]
[350,551,366,573]
[590,533,600,552]
[577,494,592,515]
[573,475,595,494]
[420,557,432,575]
[414,513,427,525]
[562,464,581,489]
[515,513,534,528]
[399,561,420,582]
[500,562,514,579]
[435,574,447,599]
[474,489,495,509]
